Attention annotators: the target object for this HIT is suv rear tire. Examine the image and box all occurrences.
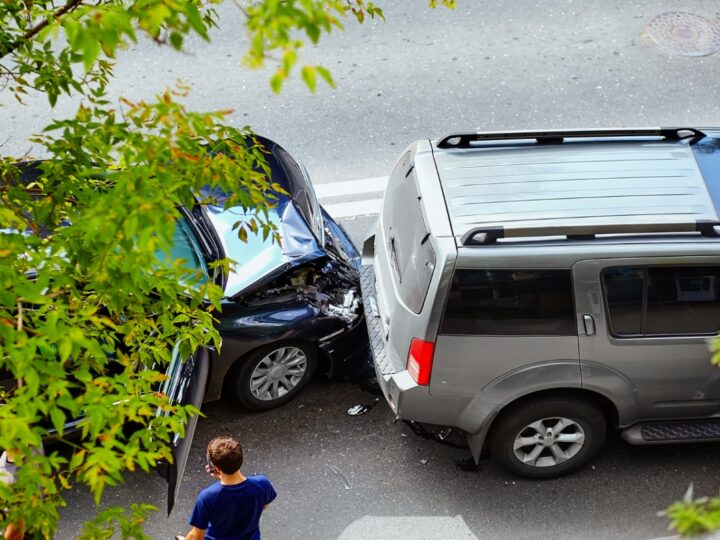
[228,342,317,411]
[490,397,606,479]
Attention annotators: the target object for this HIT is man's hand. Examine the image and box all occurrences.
[204,463,220,479]
[5,520,26,540]
[180,526,206,540]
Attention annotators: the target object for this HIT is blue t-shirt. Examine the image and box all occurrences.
[189,475,277,540]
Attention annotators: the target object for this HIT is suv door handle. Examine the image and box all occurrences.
[583,314,596,336]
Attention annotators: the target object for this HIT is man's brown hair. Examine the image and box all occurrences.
[207,436,243,474]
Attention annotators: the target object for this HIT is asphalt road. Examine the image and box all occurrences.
[4,1,720,538]
[56,379,720,540]
[3,1,720,182]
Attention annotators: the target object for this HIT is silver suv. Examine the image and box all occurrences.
[361,128,720,478]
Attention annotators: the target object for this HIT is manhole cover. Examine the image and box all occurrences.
[643,11,720,57]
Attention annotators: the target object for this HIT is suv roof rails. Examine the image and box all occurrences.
[460,221,720,246]
[436,127,706,149]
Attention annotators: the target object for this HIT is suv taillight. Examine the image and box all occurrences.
[407,338,435,386]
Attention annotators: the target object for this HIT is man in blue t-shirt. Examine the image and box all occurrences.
[176,436,277,540]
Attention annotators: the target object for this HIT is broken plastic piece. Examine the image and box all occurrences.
[328,465,351,490]
[347,397,380,416]
[347,404,368,416]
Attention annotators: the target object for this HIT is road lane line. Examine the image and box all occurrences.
[321,198,383,219]
[314,176,388,199]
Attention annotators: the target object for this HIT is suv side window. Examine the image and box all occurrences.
[603,265,720,336]
[440,269,576,335]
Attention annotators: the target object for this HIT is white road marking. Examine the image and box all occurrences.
[338,515,478,539]
[314,176,388,218]
[314,176,388,199]
[321,198,383,219]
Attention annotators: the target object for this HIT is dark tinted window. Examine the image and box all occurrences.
[603,267,644,335]
[602,266,720,336]
[441,269,576,335]
[646,267,720,334]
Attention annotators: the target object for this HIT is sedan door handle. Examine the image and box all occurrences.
[582,314,596,336]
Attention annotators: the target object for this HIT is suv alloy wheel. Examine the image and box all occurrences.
[490,397,606,479]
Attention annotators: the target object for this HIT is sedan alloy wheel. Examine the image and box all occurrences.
[249,346,308,401]
[230,341,317,410]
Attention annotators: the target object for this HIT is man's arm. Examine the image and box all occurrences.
[176,527,205,540]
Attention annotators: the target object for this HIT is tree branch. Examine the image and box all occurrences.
[0,0,86,59]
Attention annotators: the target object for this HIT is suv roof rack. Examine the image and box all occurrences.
[436,127,706,149]
[460,221,720,246]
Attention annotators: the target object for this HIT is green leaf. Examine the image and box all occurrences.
[58,338,73,362]
[316,66,335,88]
[169,32,184,50]
[50,408,66,436]
[82,37,102,72]
[305,23,321,43]
[185,4,209,40]
[301,66,317,92]
[270,72,284,94]
[282,49,297,74]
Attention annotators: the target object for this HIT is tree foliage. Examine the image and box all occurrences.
[0,0,463,537]
[662,483,720,537]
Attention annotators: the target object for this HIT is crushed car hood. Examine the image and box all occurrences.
[205,199,326,298]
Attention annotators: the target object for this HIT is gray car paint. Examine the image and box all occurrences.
[574,256,720,423]
[363,128,720,465]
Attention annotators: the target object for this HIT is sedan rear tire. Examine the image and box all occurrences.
[229,342,317,411]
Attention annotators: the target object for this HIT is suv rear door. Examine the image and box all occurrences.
[573,257,720,423]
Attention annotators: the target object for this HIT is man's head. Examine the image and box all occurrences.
[207,436,243,474]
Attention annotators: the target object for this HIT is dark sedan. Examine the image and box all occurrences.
[186,136,367,410]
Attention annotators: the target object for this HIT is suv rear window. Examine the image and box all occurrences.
[382,162,435,314]
[440,269,576,335]
[603,265,720,336]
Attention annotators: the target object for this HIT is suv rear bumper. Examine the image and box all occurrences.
[361,263,459,423]
[360,263,397,406]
